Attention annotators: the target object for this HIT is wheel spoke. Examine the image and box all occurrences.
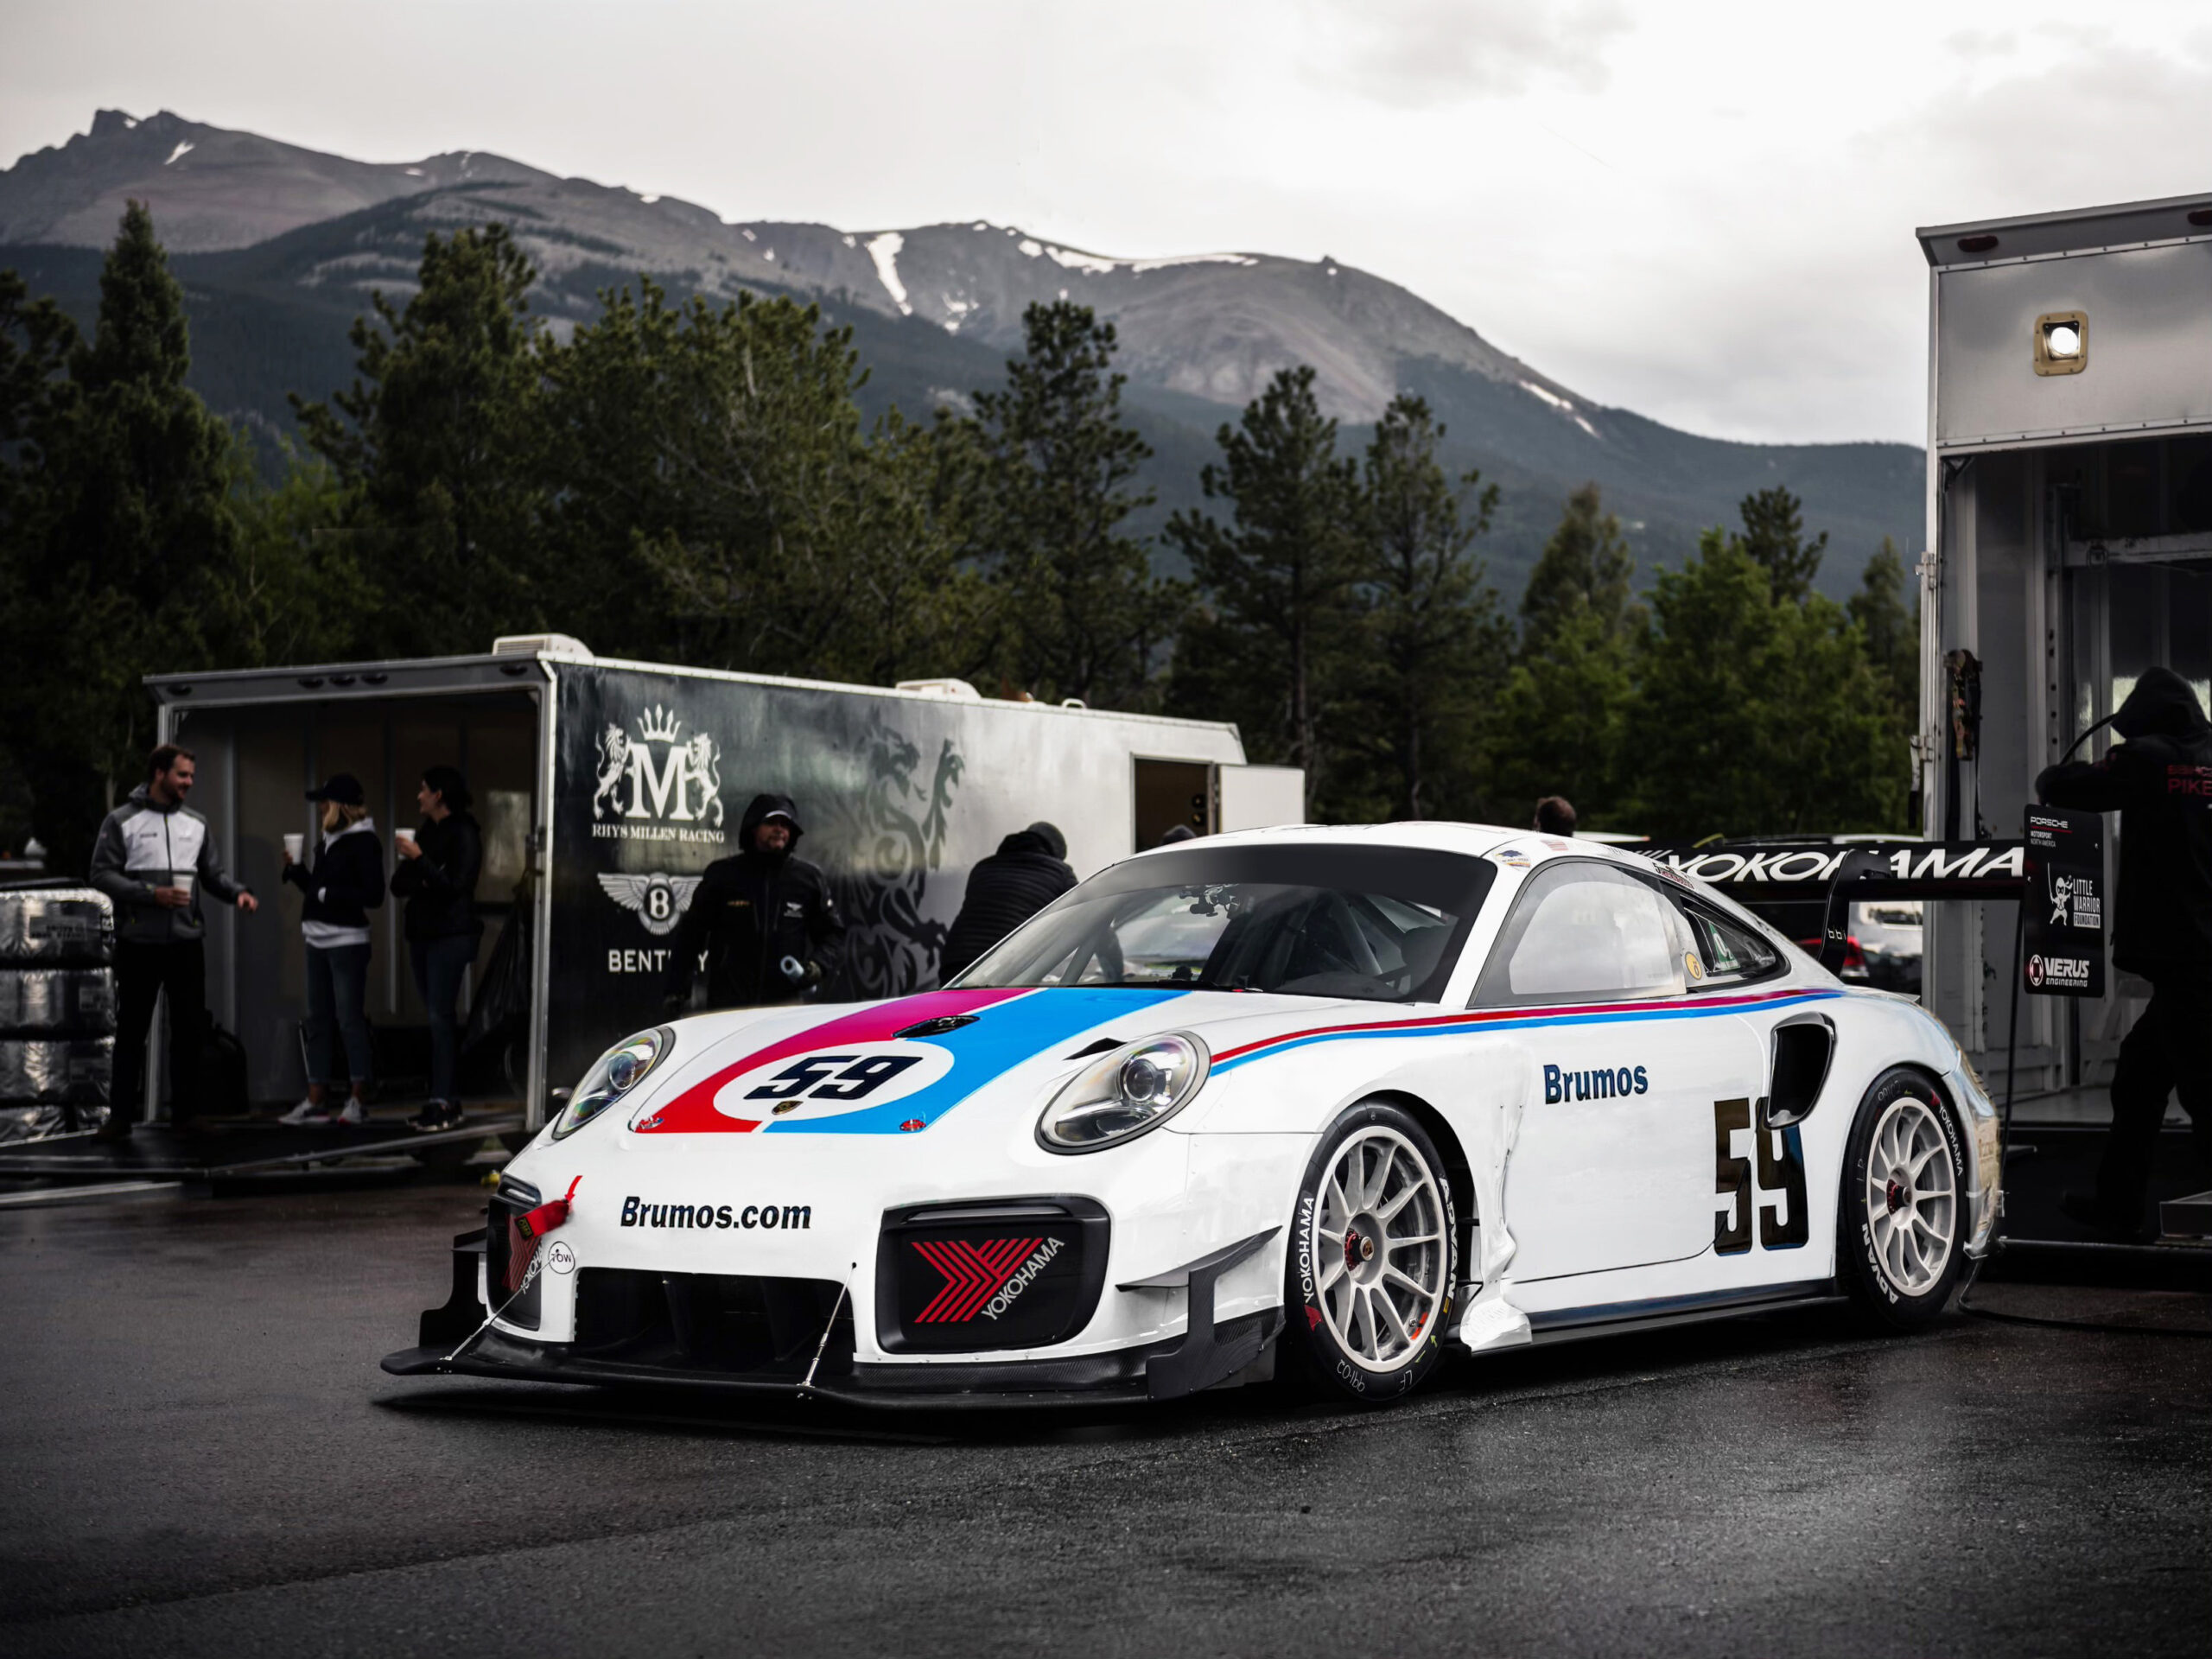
[1325,1175,1350,1230]
[1380,1181,1425,1223]
[1355,1287,1380,1356]
[1382,1263,1432,1299]
[1385,1231,1440,1251]
[1318,1253,1345,1292]
[1376,1288,1414,1351]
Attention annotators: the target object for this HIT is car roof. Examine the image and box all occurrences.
[1125,821,1649,869]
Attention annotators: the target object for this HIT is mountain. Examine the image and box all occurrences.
[0,110,1923,601]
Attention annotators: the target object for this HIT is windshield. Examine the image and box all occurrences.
[952,843,1495,1003]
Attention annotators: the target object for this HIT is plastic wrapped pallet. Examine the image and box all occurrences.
[0,968,116,1034]
[0,887,114,967]
[0,1036,113,1103]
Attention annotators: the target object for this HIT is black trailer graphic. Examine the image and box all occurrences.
[149,642,1294,1126]
[2019,807,2105,999]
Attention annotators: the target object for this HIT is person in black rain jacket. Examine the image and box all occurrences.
[939,822,1077,982]
[665,793,845,1012]
[389,765,484,1131]
[2037,666,2212,1236]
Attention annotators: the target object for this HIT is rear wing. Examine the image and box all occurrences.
[1639,841,2027,972]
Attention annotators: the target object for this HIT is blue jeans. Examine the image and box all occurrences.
[410,934,479,1103]
[304,943,373,1087]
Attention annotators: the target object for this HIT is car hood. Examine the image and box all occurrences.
[614,984,1389,1141]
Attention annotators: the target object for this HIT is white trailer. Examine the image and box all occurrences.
[1916,192,2212,1096]
[147,638,1300,1127]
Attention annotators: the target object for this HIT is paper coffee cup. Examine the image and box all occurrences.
[175,873,194,899]
[394,830,417,852]
[283,833,304,861]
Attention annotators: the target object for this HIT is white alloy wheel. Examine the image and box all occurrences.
[1863,1094,1958,1297]
[1307,1124,1451,1374]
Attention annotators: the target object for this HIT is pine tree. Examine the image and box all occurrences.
[1518,481,1634,658]
[1618,528,1903,837]
[2,204,238,874]
[1850,535,1918,713]
[1733,486,1827,604]
[1349,395,1509,820]
[963,302,1169,709]
[1167,367,1363,813]
[294,223,544,653]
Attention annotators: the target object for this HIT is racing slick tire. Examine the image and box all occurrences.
[1282,1100,1459,1405]
[1838,1066,1969,1332]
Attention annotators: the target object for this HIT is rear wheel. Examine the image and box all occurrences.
[1839,1067,1967,1330]
[1281,1101,1457,1404]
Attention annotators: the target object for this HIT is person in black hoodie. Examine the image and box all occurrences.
[665,793,845,1012]
[940,822,1077,982]
[390,765,483,1132]
[277,774,386,1126]
[2037,666,2212,1237]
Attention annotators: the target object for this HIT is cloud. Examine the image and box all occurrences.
[1304,0,1632,105]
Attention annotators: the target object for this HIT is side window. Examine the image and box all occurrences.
[1677,902,1783,989]
[1475,861,1688,1007]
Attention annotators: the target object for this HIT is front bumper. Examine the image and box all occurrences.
[380,1224,1284,1409]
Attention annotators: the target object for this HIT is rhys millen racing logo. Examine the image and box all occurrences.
[592,706,726,844]
[912,1236,1064,1323]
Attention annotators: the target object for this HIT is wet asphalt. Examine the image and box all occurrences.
[2,1180,2208,1658]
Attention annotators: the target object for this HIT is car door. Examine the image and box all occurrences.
[1669,893,1827,1279]
[1485,861,1767,1281]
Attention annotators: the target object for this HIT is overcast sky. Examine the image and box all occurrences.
[5,1,2209,446]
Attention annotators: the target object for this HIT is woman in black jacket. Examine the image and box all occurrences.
[390,765,483,1132]
[278,774,385,1126]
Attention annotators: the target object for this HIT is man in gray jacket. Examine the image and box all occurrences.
[88,744,259,1137]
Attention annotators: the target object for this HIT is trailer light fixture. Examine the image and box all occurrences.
[2033,310,2088,377]
[1956,234,1999,254]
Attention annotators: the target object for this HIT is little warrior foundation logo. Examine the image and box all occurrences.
[912,1236,1065,1323]
[591,705,727,844]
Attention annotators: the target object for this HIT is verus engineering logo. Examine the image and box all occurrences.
[597,872,703,937]
[591,706,726,844]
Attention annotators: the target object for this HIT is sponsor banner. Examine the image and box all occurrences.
[2021,805,2105,999]
[1644,840,2026,899]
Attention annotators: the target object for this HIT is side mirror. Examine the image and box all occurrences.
[1765,1012,1835,1127]
[549,1087,573,1106]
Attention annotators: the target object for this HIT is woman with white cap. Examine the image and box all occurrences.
[278,773,385,1125]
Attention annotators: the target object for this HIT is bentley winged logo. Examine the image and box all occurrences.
[597,872,704,937]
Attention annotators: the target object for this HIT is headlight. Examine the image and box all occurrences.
[1037,1033,1209,1153]
[552,1027,674,1140]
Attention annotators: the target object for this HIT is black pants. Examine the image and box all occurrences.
[112,939,206,1128]
[2097,968,2212,1217]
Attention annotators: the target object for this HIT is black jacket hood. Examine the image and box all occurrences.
[739,791,804,851]
[2113,667,2209,740]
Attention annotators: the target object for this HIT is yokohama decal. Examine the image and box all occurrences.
[911,1236,1063,1323]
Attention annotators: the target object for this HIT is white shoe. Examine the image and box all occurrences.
[334,1099,368,1127]
[280,1097,323,1125]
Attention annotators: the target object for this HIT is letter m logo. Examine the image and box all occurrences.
[626,746,693,821]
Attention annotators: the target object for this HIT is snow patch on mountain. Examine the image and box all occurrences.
[867,232,911,315]
[164,142,194,166]
[1130,252,1259,272]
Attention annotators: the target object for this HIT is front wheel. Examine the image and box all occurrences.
[1838,1067,1967,1330]
[1281,1101,1458,1404]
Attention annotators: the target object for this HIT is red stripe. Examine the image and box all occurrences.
[1210,987,1827,1065]
[948,1238,1036,1322]
[634,987,1032,1135]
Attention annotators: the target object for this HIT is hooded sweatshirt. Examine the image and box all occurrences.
[282,817,387,948]
[667,792,847,1007]
[939,825,1077,982]
[2037,666,2212,973]
[88,784,251,946]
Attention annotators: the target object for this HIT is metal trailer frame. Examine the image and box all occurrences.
[1915,190,2212,1093]
[147,643,1281,1130]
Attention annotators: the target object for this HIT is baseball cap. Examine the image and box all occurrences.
[306,773,366,806]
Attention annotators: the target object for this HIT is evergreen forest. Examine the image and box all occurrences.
[0,206,1920,875]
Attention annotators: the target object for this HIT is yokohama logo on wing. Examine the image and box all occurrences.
[911,1236,1065,1322]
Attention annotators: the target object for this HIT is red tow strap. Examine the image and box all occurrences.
[504,1176,581,1293]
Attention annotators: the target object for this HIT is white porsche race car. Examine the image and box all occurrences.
[385,825,2002,1408]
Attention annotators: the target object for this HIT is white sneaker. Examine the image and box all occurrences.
[280,1097,323,1125]
[334,1099,368,1127]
